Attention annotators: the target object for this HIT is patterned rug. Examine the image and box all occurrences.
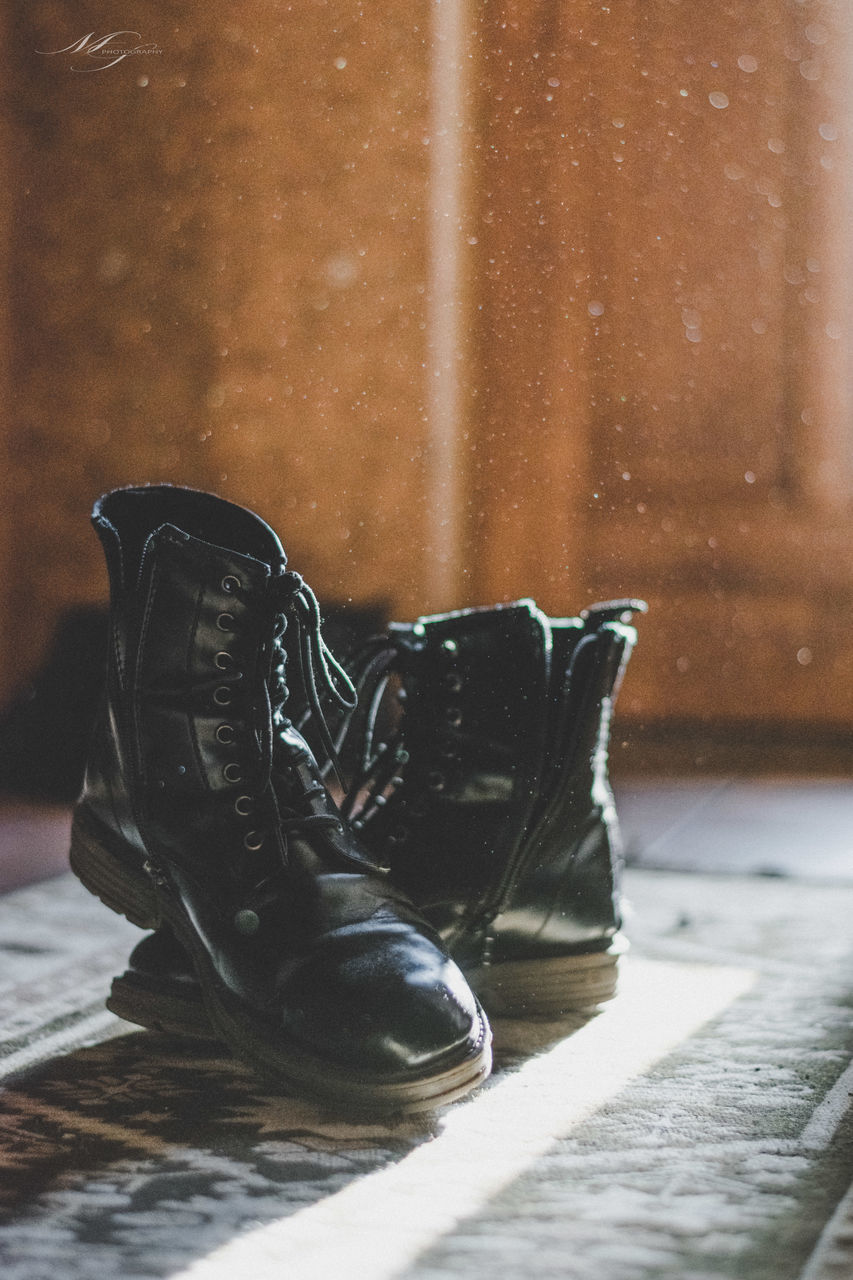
[1,867,852,1280]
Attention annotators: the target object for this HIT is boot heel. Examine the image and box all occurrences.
[469,936,626,1018]
[69,814,159,930]
[107,974,215,1040]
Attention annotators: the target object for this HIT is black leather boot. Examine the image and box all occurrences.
[107,595,644,1029]
[343,598,645,1015]
[70,486,490,1112]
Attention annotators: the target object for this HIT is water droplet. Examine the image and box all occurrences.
[137,75,149,88]
[324,253,358,288]
[334,56,347,70]
[738,54,759,73]
[744,471,756,484]
[796,647,813,666]
[799,60,822,82]
[767,137,786,154]
[818,122,838,141]
[587,300,605,317]
[676,656,690,673]
[804,24,828,45]
[709,91,729,109]
[826,321,842,340]
[751,318,768,334]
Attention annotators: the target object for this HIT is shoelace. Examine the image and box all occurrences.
[233,574,364,928]
[335,637,410,825]
[267,570,357,785]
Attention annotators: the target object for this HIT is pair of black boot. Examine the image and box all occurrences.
[71,486,643,1114]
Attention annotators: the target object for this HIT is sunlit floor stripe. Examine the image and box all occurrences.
[172,956,754,1280]
[799,1058,853,1150]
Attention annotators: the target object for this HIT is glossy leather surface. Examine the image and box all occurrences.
[356,602,552,965]
[77,486,487,1088]
[112,594,643,1021]
[352,599,643,968]
[487,620,636,960]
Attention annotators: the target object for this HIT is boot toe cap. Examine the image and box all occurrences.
[278,929,486,1077]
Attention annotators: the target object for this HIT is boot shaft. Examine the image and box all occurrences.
[83,487,307,892]
[344,601,550,940]
[345,597,644,965]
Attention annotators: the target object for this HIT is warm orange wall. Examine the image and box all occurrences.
[6,0,436,695]
[2,1,852,732]
[464,0,853,727]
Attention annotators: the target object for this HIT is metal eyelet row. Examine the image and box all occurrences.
[215,574,243,787]
[214,574,268,933]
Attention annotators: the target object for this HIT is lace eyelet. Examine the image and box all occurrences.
[428,771,446,792]
[445,707,462,727]
[214,687,232,706]
[243,831,264,851]
[216,724,235,744]
[214,651,235,670]
[234,795,254,816]
[234,909,260,936]
[221,575,241,593]
[217,613,235,632]
[223,763,242,783]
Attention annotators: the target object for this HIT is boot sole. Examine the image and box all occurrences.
[468,937,626,1019]
[70,809,492,1114]
[108,939,624,1042]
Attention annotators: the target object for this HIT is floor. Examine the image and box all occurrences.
[0,781,852,1280]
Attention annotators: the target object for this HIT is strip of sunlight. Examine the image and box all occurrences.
[799,1057,853,1150]
[171,955,755,1280]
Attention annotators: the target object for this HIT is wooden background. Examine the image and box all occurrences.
[2,0,852,755]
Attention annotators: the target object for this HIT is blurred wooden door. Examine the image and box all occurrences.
[458,0,853,735]
[2,0,852,744]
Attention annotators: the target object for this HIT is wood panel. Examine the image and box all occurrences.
[4,0,435,698]
[2,0,851,740]
[466,0,853,731]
